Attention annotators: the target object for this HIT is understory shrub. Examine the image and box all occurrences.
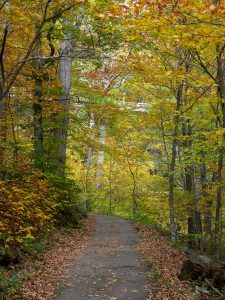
[0,169,85,265]
[0,170,57,264]
[49,175,87,227]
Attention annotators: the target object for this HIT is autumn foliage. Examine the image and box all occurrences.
[0,164,84,265]
[2,0,225,297]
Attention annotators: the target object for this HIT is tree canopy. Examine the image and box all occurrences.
[1,0,225,270]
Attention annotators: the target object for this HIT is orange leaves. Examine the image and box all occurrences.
[137,223,194,299]
[20,217,95,300]
[0,172,57,253]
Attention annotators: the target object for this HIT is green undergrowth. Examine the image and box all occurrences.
[97,209,169,235]
[0,266,29,300]
[100,209,225,258]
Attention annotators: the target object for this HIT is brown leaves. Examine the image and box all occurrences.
[18,217,96,300]
[136,224,194,300]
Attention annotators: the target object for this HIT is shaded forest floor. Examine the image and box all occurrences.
[3,215,209,300]
[8,217,95,300]
[136,224,195,299]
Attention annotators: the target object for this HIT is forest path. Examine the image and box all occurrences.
[55,215,149,300]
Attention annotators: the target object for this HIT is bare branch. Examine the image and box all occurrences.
[179,82,215,115]
[43,0,52,21]
[2,1,76,99]
[193,50,216,81]
[0,22,9,81]
[0,0,8,11]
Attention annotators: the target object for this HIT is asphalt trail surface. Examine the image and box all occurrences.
[56,215,149,300]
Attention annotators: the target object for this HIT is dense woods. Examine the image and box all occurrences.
[1,0,225,297]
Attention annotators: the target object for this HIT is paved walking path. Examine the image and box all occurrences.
[55,215,149,300]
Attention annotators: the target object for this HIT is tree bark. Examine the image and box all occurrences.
[83,113,95,210]
[168,84,183,242]
[199,156,212,237]
[52,39,72,176]
[214,45,225,258]
[33,25,44,168]
[0,95,7,177]
[96,125,106,189]
[182,120,203,250]
[0,17,9,177]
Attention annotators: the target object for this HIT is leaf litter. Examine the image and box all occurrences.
[136,223,196,300]
[17,216,96,300]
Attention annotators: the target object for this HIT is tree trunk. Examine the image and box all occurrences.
[160,108,169,173]
[132,180,139,219]
[33,93,43,168]
[0,95,8,177]
[168,84,183,242]
[169,136,178,243]
[199,160,212,252]
[214,46,225,258]
[33,27,44,168]
[96,125,106,189]
[52,39,72,176]
[214,153,223,258]
[0,19,9,177]
[83,113,95,210]
[182,119,203,250]
[108,158,114,214]
[199,160,212,236]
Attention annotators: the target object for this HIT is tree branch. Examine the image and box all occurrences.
[0,22,8,81]
[2,1,76,100]
[179,82,215,115]
[0,0,8,11]
[193,50,216,81]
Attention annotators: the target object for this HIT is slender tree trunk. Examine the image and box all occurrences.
[123,144,139,219]
[214,154,223,257]
[132,174,139,219]
[33,90,43,168]
[169,135,178,242]
[83,113,95,210]
[182,120,203,250]
[129,165,138,219]
[33,27,44,168]
[160,108,169,173]
[52,39,72,176]
[0,95,8,177]
[199,159,212,252]
[168,84,183,242]
[214,46,225,258]
[169,137,178,242]
[96,125,106,189]
[0,19,9,177]
[199,155,212,234]
[108,158,114,214]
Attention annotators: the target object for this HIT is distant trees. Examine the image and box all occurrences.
[119,0,225,257]
[72,0,225,258]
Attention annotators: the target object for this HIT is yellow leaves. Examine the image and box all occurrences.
[24,233,35,239]
[0,172,57,250]
[165,71,172,76]
[125,36,137,42]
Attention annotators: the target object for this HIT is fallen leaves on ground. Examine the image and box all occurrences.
[136,224,195,300]
[18,216,96,300]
